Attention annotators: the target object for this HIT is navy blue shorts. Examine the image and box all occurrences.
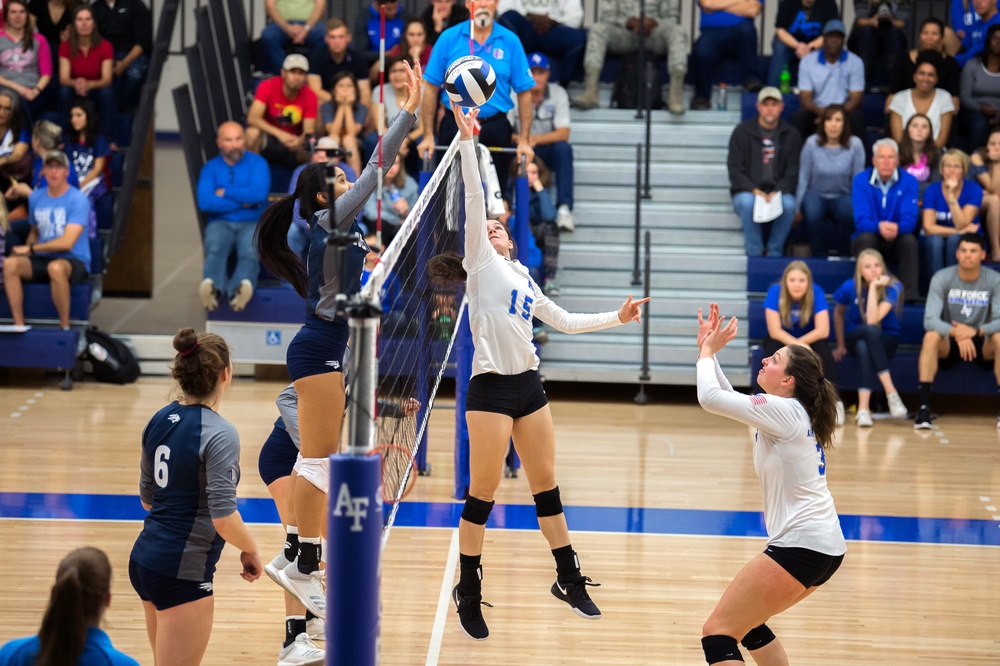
[763,545,844,588]
[286,315,350,381]
[258,422,297,486]
[465,370,548,419]
[128,558,213,611]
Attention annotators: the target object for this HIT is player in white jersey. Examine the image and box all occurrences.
[695,303,847,665]
[428,104,649,641]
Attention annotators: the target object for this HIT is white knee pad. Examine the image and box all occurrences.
[297,456,330,493]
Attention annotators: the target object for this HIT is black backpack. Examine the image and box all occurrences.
[84,327,140,384]
[612,50,665,110]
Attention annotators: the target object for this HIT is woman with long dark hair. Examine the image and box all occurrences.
[428,104,648,640]
[696,303,846,666]
[57,5,113,135]
[0,547,138,665]
[254,60,422,621]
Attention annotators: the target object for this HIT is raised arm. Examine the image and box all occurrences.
[454,106,494,269]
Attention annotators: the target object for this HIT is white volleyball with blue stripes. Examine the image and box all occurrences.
[444,56,496,108]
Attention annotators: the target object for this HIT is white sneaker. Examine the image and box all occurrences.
[264,552,292,589]
[836,401,845,427]
[887,392,908,418]
[199,278,218,311]
[278,564,326,619]
[229,279,254,311]
[307,617,324,641]
[277,633,325,666]
[556,204,575,231]
[855,409,873,427]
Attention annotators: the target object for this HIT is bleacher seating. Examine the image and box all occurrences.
[747,256,999,395]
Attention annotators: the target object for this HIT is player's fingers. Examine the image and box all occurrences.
[633,297,651,306]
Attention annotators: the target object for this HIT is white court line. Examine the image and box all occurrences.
[426,528,459,666]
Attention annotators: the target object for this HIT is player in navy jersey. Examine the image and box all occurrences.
[696,304,846,665]
[427,105,649,640]
[128,328,262,666]
[254,60,422,619]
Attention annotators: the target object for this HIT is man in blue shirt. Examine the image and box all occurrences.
[353,0,407,66]
[2,150,91,330]
[851,137,920,297]
[417,0,535,195]
[690,0,763,110]
[196,122,271,312]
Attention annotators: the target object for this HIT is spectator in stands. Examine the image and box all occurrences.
[2,149,89,330]
[5,119,81,235]
[915,232,1000,428]
[28,0,74,79]
[767,0,839,88]
[689,0,762,111]
[259,0,326,76]
[307,17,371,107]
[361,151,416,245]
[353,0,407,67]
[508,52,575,231]
[960,24,1000,151]
[832,248,908,426]
[422,0,468,46]
[852,137,920,298]
[321,70,366,175]
[949,0,989,55]
[58,5,114,137]
[727,87,800,257]
[196,122,271,312]
[572,0,689,114]
[0,89,31,218]
[287,135,356,263]
[889,17,960,116]
[922,148,984,275]
[791,19,867,150]
[889,51,954,150]
[368,55,424,175]
[387,17,432,69]
[524,155,561,296]
[760,260,841,414]
[66,98,109,234]
[847,0,909,90]
[0,0,53,120]
[795,104,865,257]
[245,53,317,170]
[971,126,1000,257]
[497,0,585,86]
[898,113,941,199]
[90,0,151,111]
[418,0,535,196]
[955,0,1000,66]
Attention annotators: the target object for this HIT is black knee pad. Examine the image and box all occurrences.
[741,624,776,650]
[461,496,495,525]
[532,486,563,518]
[701,635,744,664]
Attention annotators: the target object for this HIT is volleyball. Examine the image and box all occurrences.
[444,56,496,108]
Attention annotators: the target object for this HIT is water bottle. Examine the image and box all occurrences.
[779,65,791,94]
[88,342,120,371]
[387,185,401,204]
[716,83,728,111]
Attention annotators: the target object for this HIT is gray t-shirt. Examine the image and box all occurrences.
[924,264,1000,337]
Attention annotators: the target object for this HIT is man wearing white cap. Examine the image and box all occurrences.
[246,54,318,169]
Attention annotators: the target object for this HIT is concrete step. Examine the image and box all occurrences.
[572,199,735,218]
[575,160,729,188]
[554,268,741,292]
[569,184,733,204]
[539,337,746,366]
[573,143,729,164]
[558,245,745,270]
[571,122,737,148]
[538,359,752,387]
[568,106,741,127]
[551,294,747,319]
[568,226,744,248]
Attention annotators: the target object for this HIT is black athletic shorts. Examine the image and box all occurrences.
[29,255,88,284]
[128,559,214,611]
[258,422,297,486]
[940,335,994,370]
[465,370,548,419]
[763,545,844,588]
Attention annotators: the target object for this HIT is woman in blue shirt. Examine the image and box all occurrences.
[922,148,984,275]
[0,547,139,666]
[832,249,909,426]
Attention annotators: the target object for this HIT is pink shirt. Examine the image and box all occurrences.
[0,29,53,84]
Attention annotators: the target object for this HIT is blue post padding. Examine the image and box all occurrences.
[327,454,382,665]
[414,177,433,473]
[454,307,472,499]
[513,175,529,263]
[418,168,433,192]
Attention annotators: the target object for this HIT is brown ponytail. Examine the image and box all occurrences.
[171,328,231,400]
[36,547,112,666]
[428,252,466,282]
[785,344,838,449]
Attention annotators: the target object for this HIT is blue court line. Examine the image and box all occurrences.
[1,492,997,547]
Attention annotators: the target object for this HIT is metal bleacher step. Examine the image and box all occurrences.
[575,160,730,189]
[540,360,751,387]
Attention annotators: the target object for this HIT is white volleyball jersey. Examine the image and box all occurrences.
[458,140,621,377]
[696,356,846,555]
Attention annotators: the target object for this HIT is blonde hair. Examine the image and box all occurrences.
[0,195,8,233]
[854,249,903,321]
[778,260,814,329]
[939,148,970,177]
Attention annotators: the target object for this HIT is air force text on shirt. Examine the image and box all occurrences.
[34,205,69,239]
[947,289,991,309]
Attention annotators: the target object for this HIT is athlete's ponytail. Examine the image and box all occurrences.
[784,344,838,449]
[36,547,112,666]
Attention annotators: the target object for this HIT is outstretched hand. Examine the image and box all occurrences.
[700,313,739,358]
[401,60,424,115]
[618,295,651,324]
[697,303,721,351]
[452,104,480,141]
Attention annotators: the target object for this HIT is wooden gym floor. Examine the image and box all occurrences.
[0,375,998,664]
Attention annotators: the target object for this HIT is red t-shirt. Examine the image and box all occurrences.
[58,38,113,81]
[253,76,318,136]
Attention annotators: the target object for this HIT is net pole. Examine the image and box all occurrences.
[453,164,472,499]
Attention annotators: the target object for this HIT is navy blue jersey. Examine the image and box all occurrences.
[306,110,416,320]
[130,402,241,582]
